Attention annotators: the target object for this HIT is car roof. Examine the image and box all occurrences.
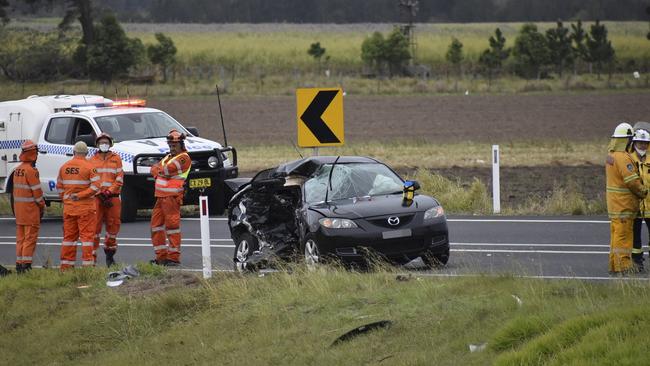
[273,156,380,177]
[73,107,162,118]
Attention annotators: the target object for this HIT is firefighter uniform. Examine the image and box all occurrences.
[13,140,44,273]
[90,134,124,266]
[606,124,648,274]
[150,130,191,265]
[57,142,101,270]
[631,147,650,267]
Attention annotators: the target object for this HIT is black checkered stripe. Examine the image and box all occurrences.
[0,139,25,150]
[37,143,135,163]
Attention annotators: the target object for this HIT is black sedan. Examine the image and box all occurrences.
[225,156,449,271]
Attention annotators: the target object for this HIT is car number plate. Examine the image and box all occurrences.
[189,178,211,189]
[382,229,412,239]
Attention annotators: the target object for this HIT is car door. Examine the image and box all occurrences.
[37,116,98,199]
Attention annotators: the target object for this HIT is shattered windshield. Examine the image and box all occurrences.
[304,163,404,203]
[94,112,187,142]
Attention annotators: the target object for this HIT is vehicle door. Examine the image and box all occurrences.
[37,116,98,199]
[0,116,7,179]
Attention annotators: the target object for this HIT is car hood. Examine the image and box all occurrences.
[309,194,438,219]
[113,137,222,154]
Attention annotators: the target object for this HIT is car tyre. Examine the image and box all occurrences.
[120,184,138,223]
[422,248,450,268]
[233,232,259,272]
[301,234,322,270]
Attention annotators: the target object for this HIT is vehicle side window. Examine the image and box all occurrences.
[72,118,96,143]
[45,117,73,144]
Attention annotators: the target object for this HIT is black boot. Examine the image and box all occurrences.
[22,263,32,273]
[105,251,116,267]
[15,263,24,275]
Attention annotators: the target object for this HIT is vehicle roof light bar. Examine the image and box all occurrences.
[112,99,147,107]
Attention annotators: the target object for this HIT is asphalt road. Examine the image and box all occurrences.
[2,215,641,280]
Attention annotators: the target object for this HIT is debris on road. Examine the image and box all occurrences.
[468,342,488,352]
[331,320,393,347]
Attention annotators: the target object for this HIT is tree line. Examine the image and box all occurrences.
[3,0,649,23]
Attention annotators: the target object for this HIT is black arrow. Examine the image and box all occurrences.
[300,90,341,144]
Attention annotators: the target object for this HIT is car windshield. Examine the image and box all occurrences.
[94,112,186,142]
[304,163,404,203]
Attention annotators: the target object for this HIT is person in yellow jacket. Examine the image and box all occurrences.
[607,123,648,274]
[631,128,650,272]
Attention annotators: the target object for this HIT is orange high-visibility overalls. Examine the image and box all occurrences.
[57,156,101,270]
[150,151,191,263]
[13,149,44,267]
[90,151,123,261]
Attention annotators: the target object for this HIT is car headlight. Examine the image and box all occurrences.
[208,156,219,168]
[319,218,358,229]
[424,206,445,220]
[137,156,161,167]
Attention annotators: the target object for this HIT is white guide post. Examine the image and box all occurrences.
[492,145,501,214]
[199,195,212,279]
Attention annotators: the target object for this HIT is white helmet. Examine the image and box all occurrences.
[612,122,634,138]
[634,129,650,142]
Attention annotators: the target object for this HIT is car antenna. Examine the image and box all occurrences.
[216,84,229,147]
[325,155,341,204]
[290,139,303,159]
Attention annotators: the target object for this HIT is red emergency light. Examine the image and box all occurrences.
[112,99,147,107]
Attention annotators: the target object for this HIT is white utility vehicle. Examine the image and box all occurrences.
[0,95,238,221]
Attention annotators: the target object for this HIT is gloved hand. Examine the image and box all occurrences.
[101,190,113,207]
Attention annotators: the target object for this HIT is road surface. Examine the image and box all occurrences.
[1,215,638,280]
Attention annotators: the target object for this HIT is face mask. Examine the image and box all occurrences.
[636,146,647,157]
[98,143,110,153]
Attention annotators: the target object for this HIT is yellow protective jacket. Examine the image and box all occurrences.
[631,151,650,217]
[606,147,647,218]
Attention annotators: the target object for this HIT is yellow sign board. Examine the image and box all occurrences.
[296,88,344,147]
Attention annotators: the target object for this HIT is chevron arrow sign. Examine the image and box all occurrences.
[296,88,344,147]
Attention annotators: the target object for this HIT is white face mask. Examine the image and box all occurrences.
[98,143,110,153]
[636,146,647,157]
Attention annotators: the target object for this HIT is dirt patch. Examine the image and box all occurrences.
[427,164,604,207]
[115,272,201,296]
[149,93,650,145]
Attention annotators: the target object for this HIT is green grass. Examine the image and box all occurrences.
[1,266,650,365]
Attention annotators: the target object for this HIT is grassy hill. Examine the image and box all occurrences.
[1,265,649,365]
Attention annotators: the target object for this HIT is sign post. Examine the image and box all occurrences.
[296,88,344,149]
[199,195,212,279]
[492,145,501,214]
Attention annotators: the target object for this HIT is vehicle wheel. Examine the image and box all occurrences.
[120,185,138,223]
[422,248,450,268]
[233,232,259,272]
[301,234,322,270]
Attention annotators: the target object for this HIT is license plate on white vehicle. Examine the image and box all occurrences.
[189,178,211,189]
[382,229,412,239]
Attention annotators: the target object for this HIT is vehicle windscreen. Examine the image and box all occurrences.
[304,163,404,203]
[94,112,186,142]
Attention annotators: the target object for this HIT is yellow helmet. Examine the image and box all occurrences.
[612,123,634,138]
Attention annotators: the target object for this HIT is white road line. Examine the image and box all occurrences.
[447,219,608,224]
[452,242,611,248]
[452,249,608,254]
[409,272,650,281]
[0,236,232,242]
[0,241,235,248]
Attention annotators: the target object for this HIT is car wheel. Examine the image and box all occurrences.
[233,232,259,272]
[120,185,138,223]
[422,248,450,268]
[301,235,322,270]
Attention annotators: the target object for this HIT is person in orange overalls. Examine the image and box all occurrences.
[90,133,123,267]
[13,140,45,274]
[150,129,191,266]
[57,141,101,271]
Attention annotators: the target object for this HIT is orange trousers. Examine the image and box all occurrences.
[94,197,121,261]
[610,218,634,273]
[151,195,182,262]
[60,211,96,270]
[16,224,39,265]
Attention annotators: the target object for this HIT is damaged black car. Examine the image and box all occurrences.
[225,156,449,271]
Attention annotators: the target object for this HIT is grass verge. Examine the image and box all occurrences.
[1,265,649,365]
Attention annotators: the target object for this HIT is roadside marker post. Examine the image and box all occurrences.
[492,145,501,214]
[199,195,212,279]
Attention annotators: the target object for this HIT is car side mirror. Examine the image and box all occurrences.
[75,134,96,147]
[404,180,420,191]
[186,127,200,137]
